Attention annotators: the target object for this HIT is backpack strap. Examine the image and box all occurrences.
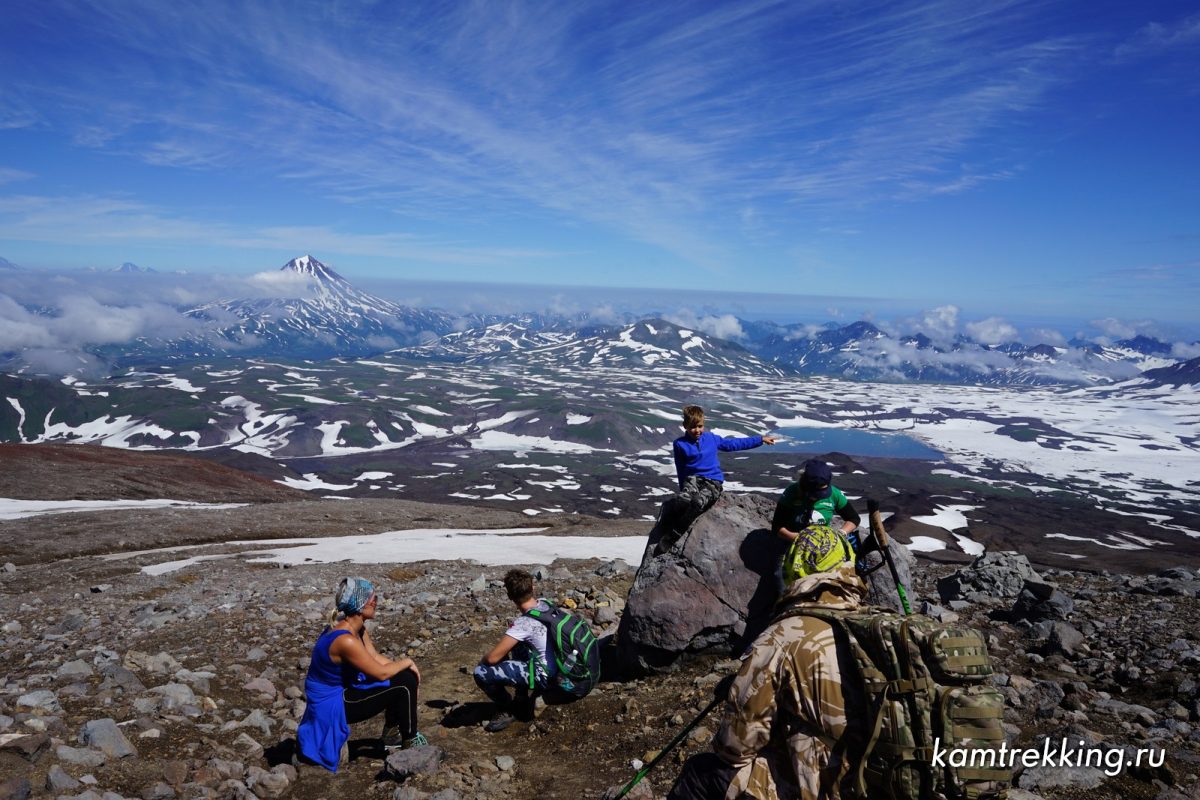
[522,602,558,690]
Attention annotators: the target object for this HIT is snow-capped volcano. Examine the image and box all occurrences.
[118,255,469,362]
[280,254,352,290]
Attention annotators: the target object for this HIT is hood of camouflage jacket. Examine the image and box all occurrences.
[776,561,868,612]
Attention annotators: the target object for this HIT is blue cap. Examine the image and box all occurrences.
[799,459,833,499]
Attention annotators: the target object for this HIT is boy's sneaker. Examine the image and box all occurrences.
[402,732,429,749]
[484,712,515,733]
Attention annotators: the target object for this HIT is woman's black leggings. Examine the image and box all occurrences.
[343,669,419,738]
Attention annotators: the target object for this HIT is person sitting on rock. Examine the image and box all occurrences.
[296,576,426,770]
[771,458,861,590]
[658,404,775,553]
[473,568,555,733]
[666,541,865,799]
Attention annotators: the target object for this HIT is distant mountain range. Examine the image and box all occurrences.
[1142,355,1200,387]
[400,318,788,376]
[400,312,1182,385]
[735,319,1181,385]
[3,254,1195,386]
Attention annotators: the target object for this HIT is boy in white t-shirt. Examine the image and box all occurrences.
[473,568,558,732]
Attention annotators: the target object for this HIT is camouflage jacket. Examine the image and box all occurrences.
[713,563,868,800]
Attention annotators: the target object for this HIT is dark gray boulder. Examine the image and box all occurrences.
[617,493,783,674]
[938,551,1044,602]
[616,493,917,674]
[1012,579,1074,621]
[1042,622,1086,657]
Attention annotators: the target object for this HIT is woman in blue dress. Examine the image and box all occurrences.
[296,576,426,771]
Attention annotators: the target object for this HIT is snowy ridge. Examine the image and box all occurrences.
[403,319,788,376]
[739,321,1191,385]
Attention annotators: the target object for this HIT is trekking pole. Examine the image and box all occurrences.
[607,692,725,799]
[867,499,912,616]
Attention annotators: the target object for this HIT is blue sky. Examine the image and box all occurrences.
[1,0,1198,331]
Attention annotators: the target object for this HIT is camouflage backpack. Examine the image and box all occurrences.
[524,601,601,700]
[781,605,1011,800]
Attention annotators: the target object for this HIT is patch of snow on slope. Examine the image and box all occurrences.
[160,376,204,393]
[138,528,646,573]
[6,399,26,441]
[0,498,245,521]
[275,474,357,491]
[38,413,199,450]
[471,431,605,454]
[904,535,949,552]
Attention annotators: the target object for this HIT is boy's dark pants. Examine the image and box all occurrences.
[657,476,723,554]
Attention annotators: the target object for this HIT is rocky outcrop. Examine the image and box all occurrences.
[938,551,1045,602]
[616,493,919,674]
[617,493,784,673]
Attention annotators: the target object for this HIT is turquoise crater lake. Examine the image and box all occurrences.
[770,427,943,460]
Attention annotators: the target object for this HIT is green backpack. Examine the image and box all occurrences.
[780,605,1011,800]
[524,601,601,700]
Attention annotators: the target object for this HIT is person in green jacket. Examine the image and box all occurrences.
[772,459,861,540]
[771,459,861,592]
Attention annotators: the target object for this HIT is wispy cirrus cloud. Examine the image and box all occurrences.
[0,193,563,266]
[0,167,34,186]
[1,0,1093,270]
[1114,12,1200,60]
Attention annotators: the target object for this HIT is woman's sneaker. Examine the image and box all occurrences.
[402,732,429,749]
[380,724,404,750]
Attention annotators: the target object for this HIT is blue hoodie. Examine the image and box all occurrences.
[672,431,764,488]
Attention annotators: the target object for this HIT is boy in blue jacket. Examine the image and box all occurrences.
[656,405,775,553]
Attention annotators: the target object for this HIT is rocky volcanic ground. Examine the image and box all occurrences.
[3,446,1200,800]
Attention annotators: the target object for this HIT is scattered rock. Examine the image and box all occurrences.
[1042,622,1086,657]
[81,718,137,759]
[56,744,107,768]
[0,777,31,800]
[244,766,290,799]
[147,682,197,712]
[16,689,61,714]
[384,746,445,780]
[231,732,264,761]
[237,710,273,737]
[0,733,50,762]
[140,782,175,800]
[46,765,81,793]
[57,660,95,681]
